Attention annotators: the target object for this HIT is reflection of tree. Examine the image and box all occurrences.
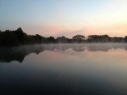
[0,44,127,63]
[124,46,127,50]
[87,44,127,52]
[72,46,85,52]
[0,48,25,63]
[0,45,43,63]
[87,45,109,52]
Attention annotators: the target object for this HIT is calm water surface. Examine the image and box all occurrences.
[0,43,127,95]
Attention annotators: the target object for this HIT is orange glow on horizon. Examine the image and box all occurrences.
[24,22,127,38]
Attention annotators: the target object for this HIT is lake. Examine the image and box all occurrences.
[0,43,127,95]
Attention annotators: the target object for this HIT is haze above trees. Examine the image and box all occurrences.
[0,28,127,47]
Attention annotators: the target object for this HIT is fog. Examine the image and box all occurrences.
[0,43,127,63]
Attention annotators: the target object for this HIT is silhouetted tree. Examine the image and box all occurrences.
[56,36,68,43]
[33,34,43,43]
[72,35,85,43]
[110,37,124,42]
[14,28,28,44]
[47,36,56,43]
[0,30,19,47]
[87,35,109,42]
[124,36,127,42]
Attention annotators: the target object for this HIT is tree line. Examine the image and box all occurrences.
[0,27,127,47]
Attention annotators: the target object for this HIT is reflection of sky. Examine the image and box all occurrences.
[1,44,127,94]
[0,0,127,37]
[33,48,127,89]
[19,47,127,90]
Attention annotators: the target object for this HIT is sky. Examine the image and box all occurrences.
[0,0,127,38]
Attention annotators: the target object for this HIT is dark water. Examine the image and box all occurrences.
[0,43,127,95]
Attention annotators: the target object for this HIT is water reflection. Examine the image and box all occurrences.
[1,43,127,95]
[0,43,127,63]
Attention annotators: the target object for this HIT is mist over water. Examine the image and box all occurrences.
[0,43,127,95]
[0,43,127,63]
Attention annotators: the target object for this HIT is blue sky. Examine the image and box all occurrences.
[0,0,127,37]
